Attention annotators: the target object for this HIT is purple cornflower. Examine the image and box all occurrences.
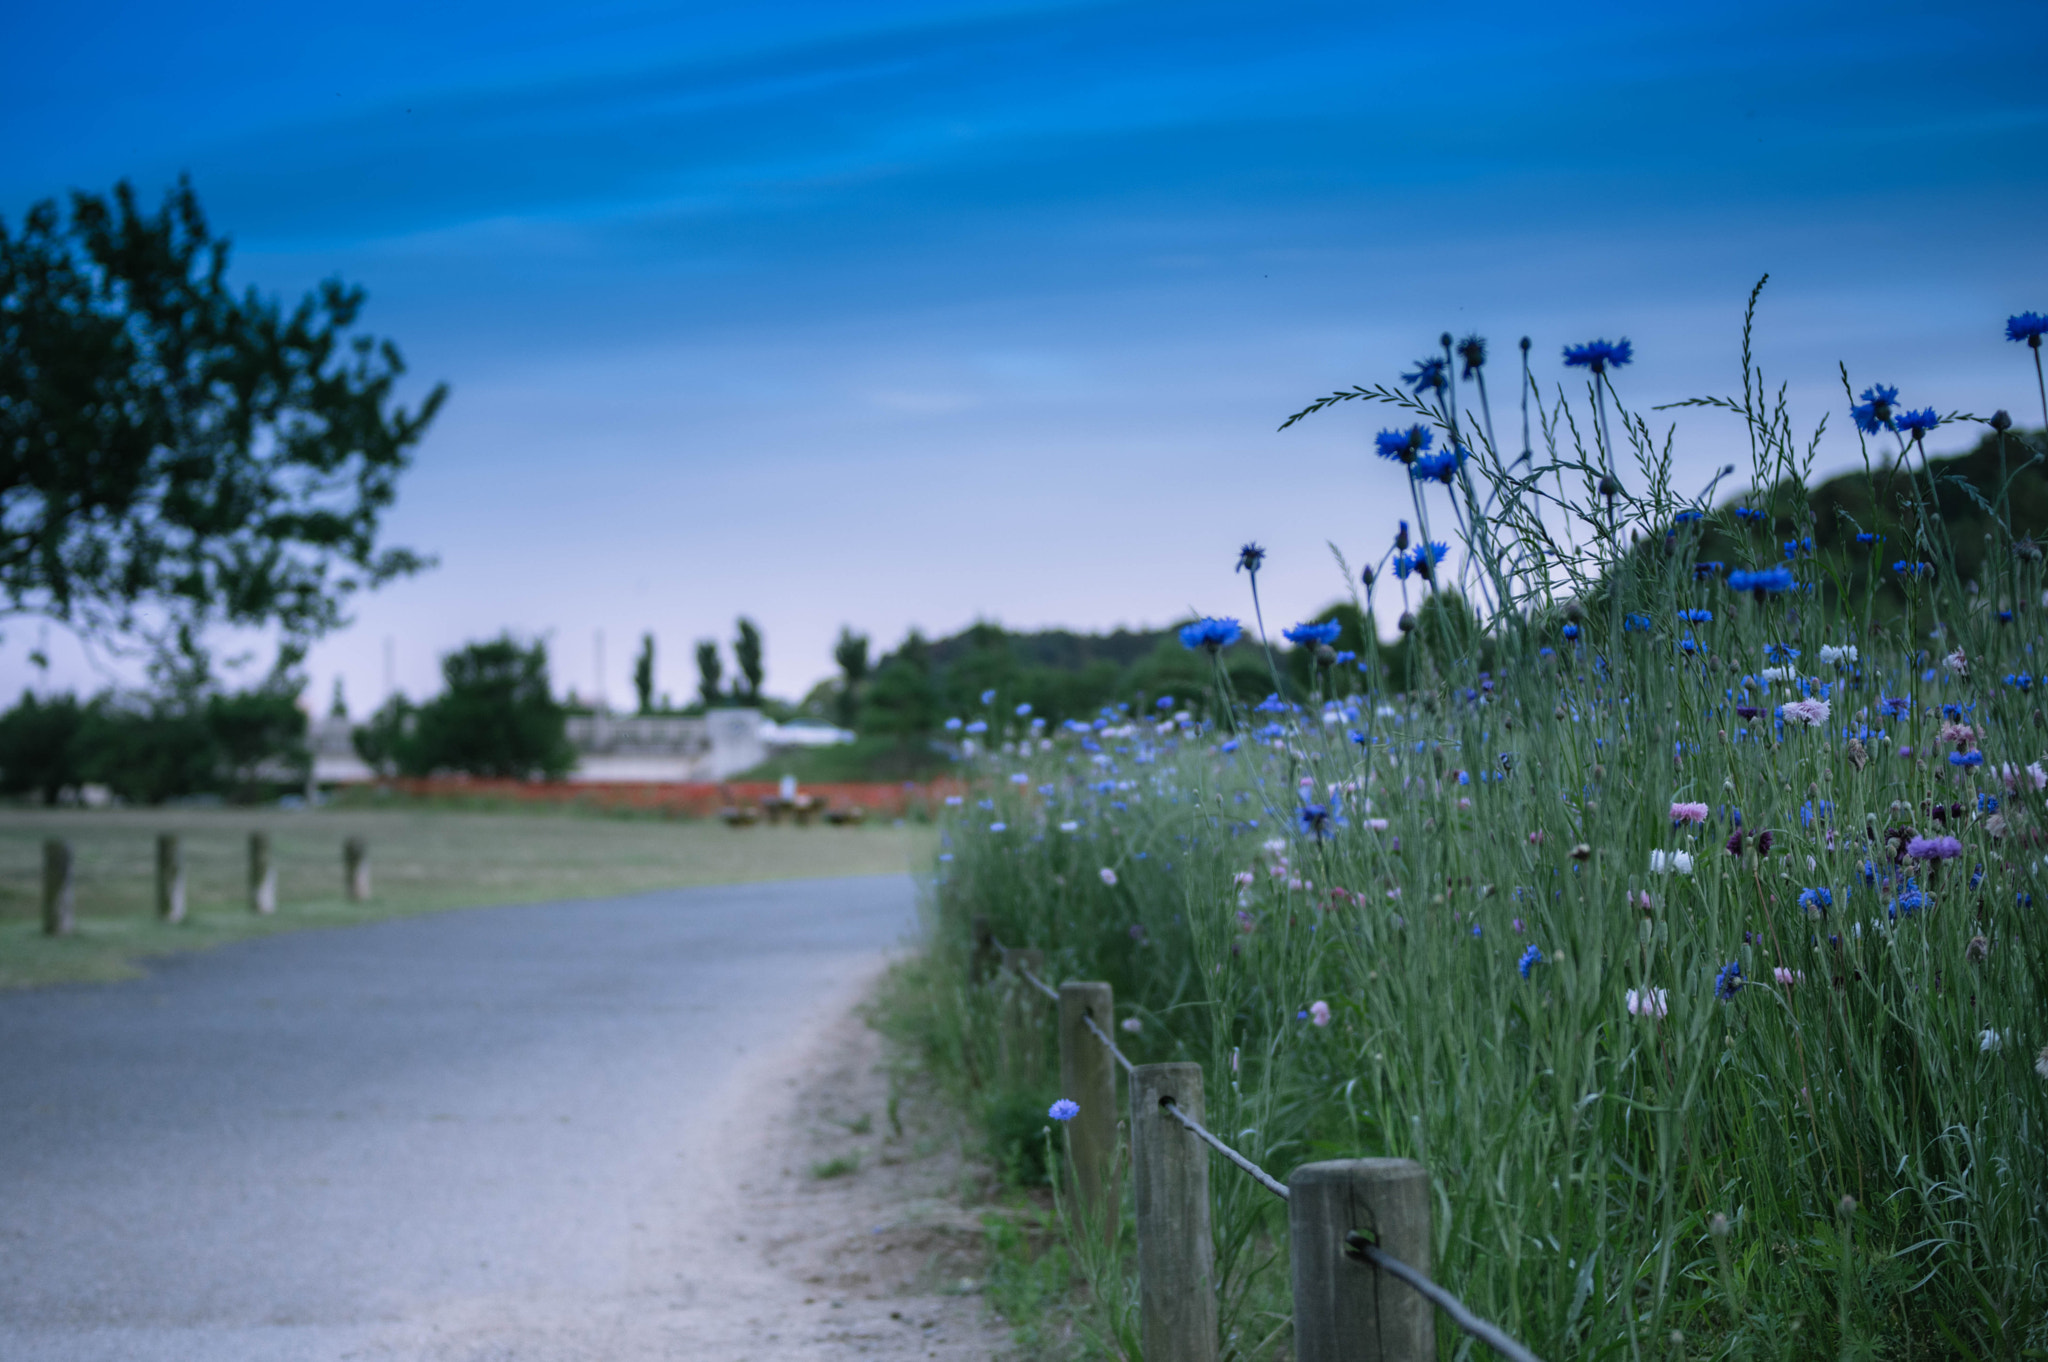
[1906,835,1963,861]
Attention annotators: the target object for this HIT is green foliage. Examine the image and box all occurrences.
[860,630,942,740]
[392,635,573,780]
[0,690,85,804]
[0,176,444,645]
[632,633,655,714]
[695,639,723,707]
[734,617,764,704]
[833,626,870,729]
[0,678,308,805]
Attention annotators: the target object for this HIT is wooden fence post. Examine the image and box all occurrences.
[344,836,370,903]
[1289,1159,1434,1362]
[156,834,185,924]
[249,832,277,915]
[1058,980,1118,1238]
[1130,1061,1218,1362]
[41,839,73,937]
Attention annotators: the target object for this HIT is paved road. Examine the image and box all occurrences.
[0,876,919,1361]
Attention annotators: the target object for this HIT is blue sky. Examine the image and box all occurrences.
[5,0,2046,708]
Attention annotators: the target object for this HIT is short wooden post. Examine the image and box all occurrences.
[998,949,1046,1088]
[156,834,185,924]
[248,831,277,915]
[343,836,370,902]
[41,839,74,937]
[1290,1159,1435,1362]
[1130,1061,1218,1362]
[1058,980,1118,1238]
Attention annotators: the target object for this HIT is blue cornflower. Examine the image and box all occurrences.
[1563,338,1634,373]
[1411,445,1468,484]
[1797,886,1833,914]
[1562,623,1581,640]
[2006,312,2048,346]
[1854,532,1883,545]
[1695,561,1726,579]
[1471,924,1482,937]
[1179,617,1244,653]
[1764,642,1801,663]
[1403,357,1448,394]
[1879,695,1911,718]
[1980,793,1999,813]
[1015,702,1033,717]
[1677,609,1714,623]
[1891,883,1924,918]
[1457,334,1487,378]
[1851,384,1900,435]
[1782,537,1814,559]
[1728,565,1795,594]
[1048,1098,1080,1121]
[2006,674,2034,691]
[1734,507,1767,523]
[1950,751,1985,767]
[1392,551,1415,581]
[1253,694,1289,714]
[1348,729,1367,746]
[1517,944,1544,977]
[1284,620,1343,648]
[1674,509,1704,525]
[1714,960,1744,1001]
[981,689,997,705]
[1893,561,1932,578]
[1296,804,1332,840]
[1678,632,1701,654]
[965,720,989,734]
[1236,543,1266,574]
[1374,424,1433,464]
[1624,613,1652,632]
[1333,650,1355,664]
[1896,408,1939,441]
[1156,695,1175,709]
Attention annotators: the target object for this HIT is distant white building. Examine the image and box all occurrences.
[308,708,852,784]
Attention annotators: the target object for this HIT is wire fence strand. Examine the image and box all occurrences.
[988,940,1542,1362]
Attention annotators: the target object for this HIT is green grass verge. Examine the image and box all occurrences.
[0,806,933,990]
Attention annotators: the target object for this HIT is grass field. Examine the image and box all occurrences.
[0,807,934,990]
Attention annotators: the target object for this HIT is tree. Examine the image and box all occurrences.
[832,626,870,729]
[859,631,940,739]
[733,617,763,704]
[401,635,572,780]
[0,176,445,648]
[632,632,656,714]
[695,639,724,707]
[0,690,85,803]
[352,694,411,778]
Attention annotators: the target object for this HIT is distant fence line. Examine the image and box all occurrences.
[366,777,963,820]
[40,832,372,936]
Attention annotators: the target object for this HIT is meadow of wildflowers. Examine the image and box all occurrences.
[918,287,2048,1359]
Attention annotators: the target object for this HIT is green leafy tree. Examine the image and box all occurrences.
[351,695,412,778]
[832,626,870,729]
[632,633,656,713]
[402,636,572,779]
[695,639,724,707]
[206,688,308,800]
[0,690,86,803]
[733,617,764,704]
[859,630,940,739]
[76,700,216,804]
[0,176,445,647]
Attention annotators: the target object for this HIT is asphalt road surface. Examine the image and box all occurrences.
[0,876,920,1361]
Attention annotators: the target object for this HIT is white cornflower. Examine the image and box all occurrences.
[1819,644,1858,665]
[1650,849,1695,876]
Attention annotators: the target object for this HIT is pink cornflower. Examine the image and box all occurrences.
[1670,802,1710,824]
[1939,722,1976,749]
[1233,871,1255,888]
[1528,830,1547,845]
[1308,1000,1331,1027]
[1626,987,1669,1018]
[1782,698,1830,727]
[1773,967,1805,986]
